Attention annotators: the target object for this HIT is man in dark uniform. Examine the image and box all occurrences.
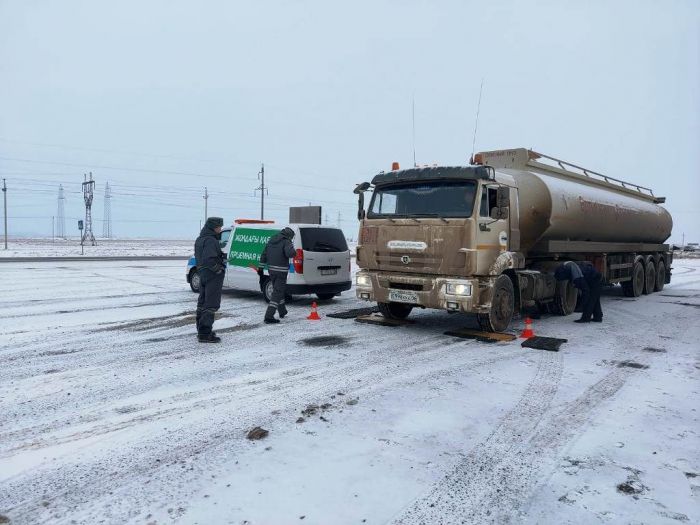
[194,217,227,342]
[555,260,603,323]
[259,227,296,324]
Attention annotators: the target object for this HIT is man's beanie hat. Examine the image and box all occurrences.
[206,217,224,229]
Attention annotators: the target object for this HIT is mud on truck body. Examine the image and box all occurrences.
[353,148,673,332]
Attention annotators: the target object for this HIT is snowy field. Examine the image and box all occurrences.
[0,238,192,258]
[1,259,698,524]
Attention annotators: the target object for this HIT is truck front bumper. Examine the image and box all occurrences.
[355,270,484,313]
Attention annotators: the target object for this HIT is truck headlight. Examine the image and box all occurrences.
[356,274,372,287]
[446,283,472,295]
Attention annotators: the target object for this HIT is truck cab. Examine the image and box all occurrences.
[354,164,517,331]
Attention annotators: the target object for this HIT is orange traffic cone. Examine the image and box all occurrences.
[307,301,321,321]
[520,317,535,339]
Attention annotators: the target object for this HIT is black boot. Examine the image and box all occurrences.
[264,305,278,324]
[198,332,222,343]
[574,318,591,323]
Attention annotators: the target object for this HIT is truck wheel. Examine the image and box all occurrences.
[378,302,413,320]
[261,277,273,303]
[316,293,337,301]
[622,261,644,297]
[549,279,578,316]
[476,275,514,332]
[655,260,666,292]
[189,270,201,293]
[643,260,656,295]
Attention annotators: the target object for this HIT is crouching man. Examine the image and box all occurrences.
[555,260,603,323]
[194,217,227,342]
[260,227,296,324]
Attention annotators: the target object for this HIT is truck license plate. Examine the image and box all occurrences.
[389,289,418,304]
[320,269,337,276]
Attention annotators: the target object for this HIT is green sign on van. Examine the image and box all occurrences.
[228,227,279,269]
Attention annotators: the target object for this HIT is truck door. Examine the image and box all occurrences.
[475,185,509,274]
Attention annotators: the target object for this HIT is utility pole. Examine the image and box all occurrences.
[103,182,113,239]
[203,187,209,222]
[337,211,342,228]
[255,164,267,220]
[57,184,66,239]
[2,178,7,250]
[52,216,55,243]
[324,213,329,225]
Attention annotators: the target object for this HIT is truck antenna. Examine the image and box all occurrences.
[412,95,417,167]
[470,78,484,164]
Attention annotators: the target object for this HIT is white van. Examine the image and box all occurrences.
[186,220,352,302]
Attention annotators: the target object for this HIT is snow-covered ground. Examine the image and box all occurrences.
[1,259,698,524]
[0,238,192,258]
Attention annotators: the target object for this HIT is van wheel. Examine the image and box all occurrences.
[655,260,666,292]
[316,293,336,301]
[548,279,578,316]
[378,302,413,320]
[189,270,201,293]
[477,275,514,332]
[643,260,656,295]
[261,277,273,303]
[622,261,644,297]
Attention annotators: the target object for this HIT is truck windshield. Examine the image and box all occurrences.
[368,180,477,218]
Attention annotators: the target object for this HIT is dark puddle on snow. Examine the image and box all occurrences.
[643,347,667,353]
[299,335,352,348]
[665,302,700,309]
[617,360,649,370]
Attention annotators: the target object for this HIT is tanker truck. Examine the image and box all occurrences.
[353,148,673,331]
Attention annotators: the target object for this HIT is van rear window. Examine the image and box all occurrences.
[300,228,348,252]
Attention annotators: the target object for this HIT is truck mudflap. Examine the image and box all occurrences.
[355,270,487,314]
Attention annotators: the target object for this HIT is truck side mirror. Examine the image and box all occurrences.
[357,194,366,221]
[354,182,371,194]
[496,186,510,208]
[490,207,509,220]
[354,182,371,220]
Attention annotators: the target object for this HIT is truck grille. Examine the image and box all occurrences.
[389,282,424,291]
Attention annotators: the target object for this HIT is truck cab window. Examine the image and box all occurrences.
[479,187,499,217]
[372,192,397,215]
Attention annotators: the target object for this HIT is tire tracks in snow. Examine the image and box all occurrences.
[394,348,563,524]
[2,334,524,524]
[395,307,663,524]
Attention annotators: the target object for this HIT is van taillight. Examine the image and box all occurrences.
[293,249,304,274]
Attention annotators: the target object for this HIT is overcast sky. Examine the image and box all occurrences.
[0,0,698,242]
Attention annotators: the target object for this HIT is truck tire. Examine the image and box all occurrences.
[643,260,656,295]
[378,302,413,320]
[655,260,666,292]
[549,279,578,316]
[189,270,201,293]
[316,293,337,301]
[622,261,644,297]
[476,275,514,332]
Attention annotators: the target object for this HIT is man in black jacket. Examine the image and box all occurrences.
[259,227,296,324]
[555,260,603,323]
[194,217,227,342]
